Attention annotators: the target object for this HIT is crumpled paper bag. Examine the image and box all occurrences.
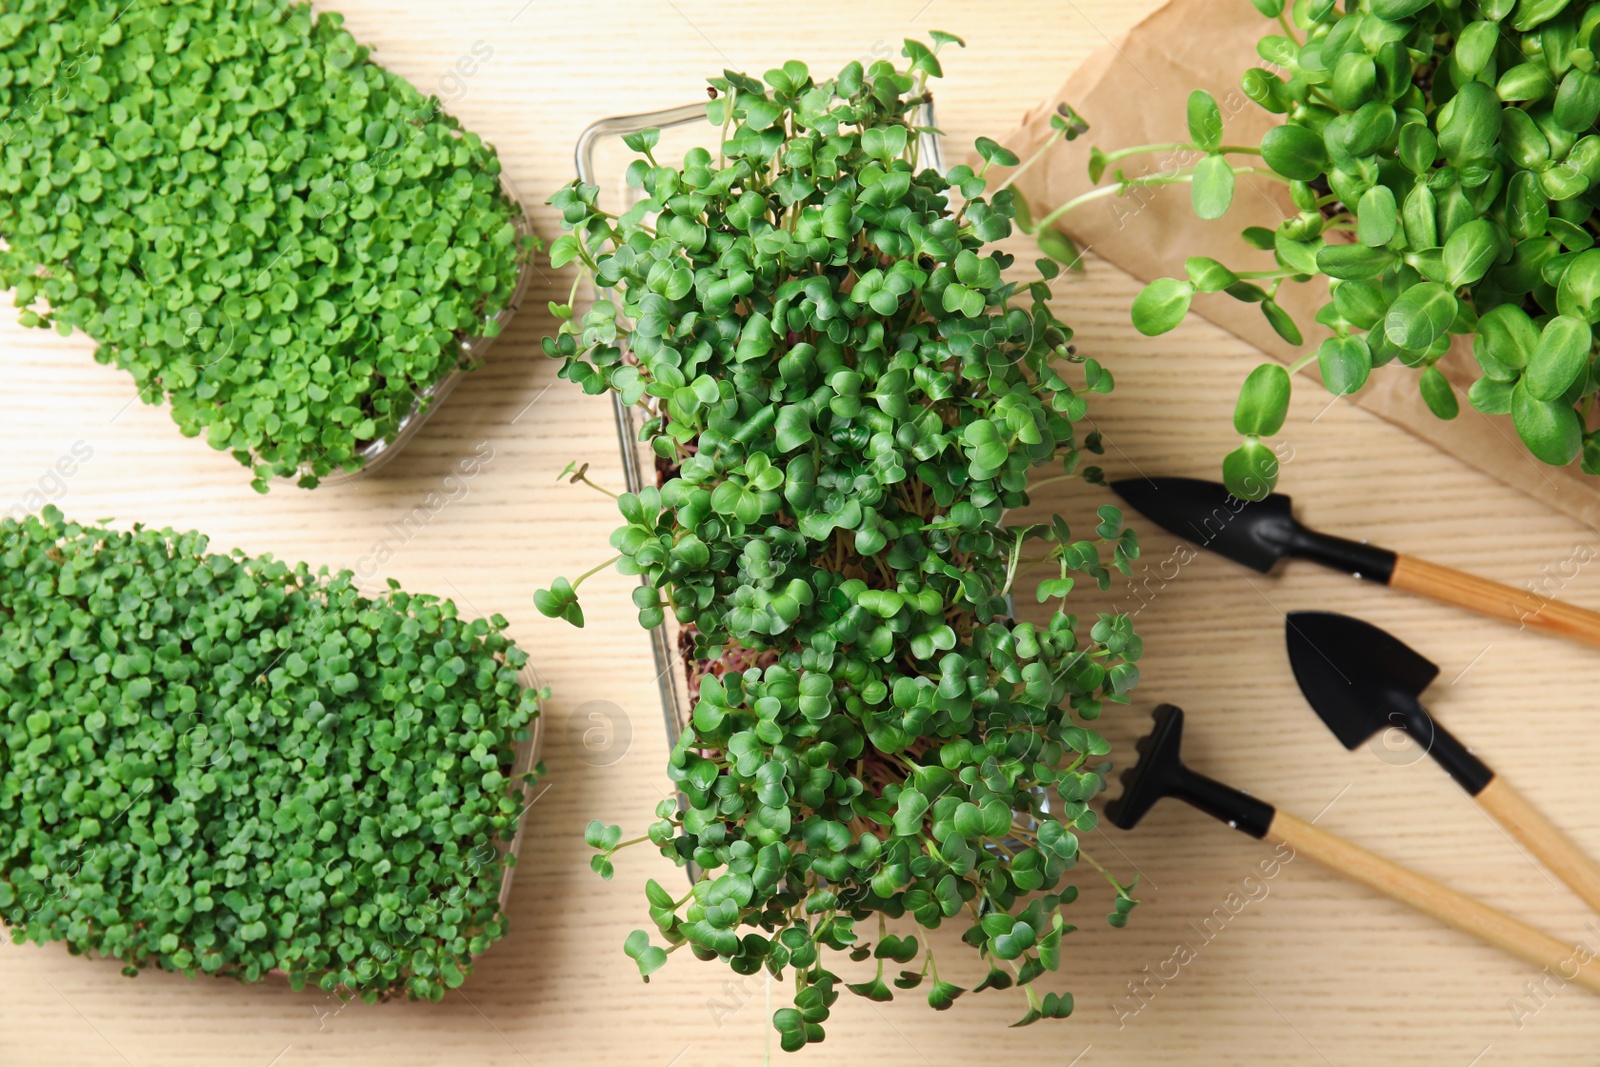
[996,0,1600,528]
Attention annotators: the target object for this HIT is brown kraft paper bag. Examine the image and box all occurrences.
[996,0,1600,529]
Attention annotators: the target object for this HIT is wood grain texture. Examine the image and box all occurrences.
[1477,777,1600,921]
[1265,811,1600,998]
[1390,553,1600,651]
[3,1,1600,1064]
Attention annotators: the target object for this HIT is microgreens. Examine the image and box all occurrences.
[1087,0,1600,498]
[0,1,536,491]
[537,38,1142,1048]
[0,507,545,1000]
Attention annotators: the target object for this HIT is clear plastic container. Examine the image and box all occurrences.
[497,663,547,911]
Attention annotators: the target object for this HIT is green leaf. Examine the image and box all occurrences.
[1505,170,1551,241]
[1223,438,1281,501]
[1260,124,1328,181]
[1418,366,1459,420]
[1397,124,1437,175]
[1443,220,1499,288]
[926,980,964,1011]
[1131,278,1194,336]
[1513,381,1583,465]
[1383,283,1458,351]
[1191,155,1235,220]
[1511,0,1576,31]
[1525,315,1593,401]
[1088,146,1108,184]
[942,283,985,318]
[1556,70,1600,133]
[1331,281,1388,330]
[1357,185,1398,248]
[893,789,929,836]
[1557,249,1600,321]
[1261,300,1302,345]
[847,977,894,1002]
[1468,377,1515,415]
[775,406,814,451]
[861,124,909,162]
[1036,227,1082,269]
[1317,335,1371,396]
[1275,230,1322,276]
[1187,90,1223,153]
[1437,82,1501,166]
[1316,243,1395,281]
[1241,226,1277,250]
[1185,257,1239,293]
[974,136,1019,168]
[1474,303,1537,380]
[1370,0,1433,16]
[1233,363,1291,436]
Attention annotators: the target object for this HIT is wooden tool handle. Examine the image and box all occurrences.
[1267,810,1600,994]
[1388,554,1600,650]
[1478,776,1600,917]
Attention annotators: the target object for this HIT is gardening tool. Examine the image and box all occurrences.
[1110,476,1600,650]
[1285,610,1600,917]
[1106,704,1600,992]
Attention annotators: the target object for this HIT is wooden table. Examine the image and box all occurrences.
[4,2,1599,1063]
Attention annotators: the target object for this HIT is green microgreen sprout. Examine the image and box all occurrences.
[0,2,538,491]
[0,507,546,1001]
[1050,0,1600,497]
[535,37,1143,1049]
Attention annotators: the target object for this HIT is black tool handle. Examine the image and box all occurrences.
[1171,764,1276,839]
[1282,524,1398,584]
[1401,700,1494,796]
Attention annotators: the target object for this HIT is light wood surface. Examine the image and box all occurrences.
[1477,777,1600,921]
[1390,553,1600,651]
[1264,810,1600,997]
[4,2,1600,1065]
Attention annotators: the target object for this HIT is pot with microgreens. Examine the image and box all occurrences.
[0,507,546,1000]
[1048,0,1600,499]
[536,36,1145,1050]
[0,1,538,491]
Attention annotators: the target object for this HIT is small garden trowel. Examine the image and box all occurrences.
[1107,704,1600,992]
[1111,476,1600,651]
[1286,610,1600,916]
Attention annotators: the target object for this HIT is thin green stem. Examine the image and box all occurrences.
[575,472,619,499]
[1032,166,1289,232]
[1096,142,1264,169]
[608,835,651,851]
[1078,848,1131,897]
[1287,352,1318,374]
[986,124,1069,200]
[1098,142,1190,164]
[998,527,1027,599]
[717,87,737,168]
[570,554,623,591]
[1024,473,1078,495]
[1278,10,1301,45]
